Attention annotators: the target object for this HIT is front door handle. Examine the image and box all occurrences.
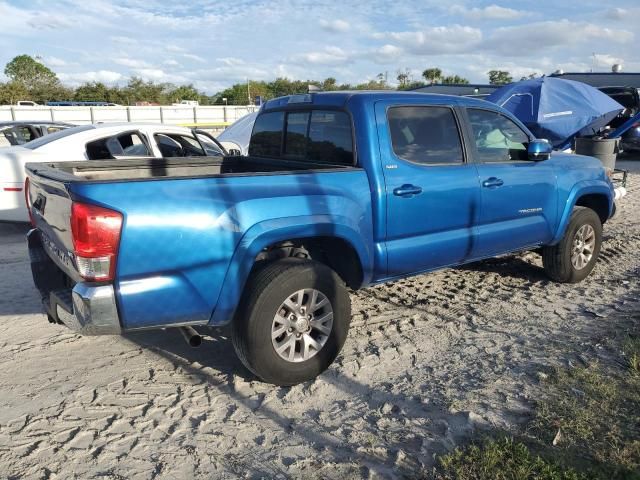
[393,184,423,197]
[482,177,504,188]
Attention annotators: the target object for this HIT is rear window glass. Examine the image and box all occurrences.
[284,112,310,158]
[308,111,353,164]
[250,109,353,165]
[249,111,284,157]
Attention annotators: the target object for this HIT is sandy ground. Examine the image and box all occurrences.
[1,158,639,479]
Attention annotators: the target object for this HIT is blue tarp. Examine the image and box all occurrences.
[486,77,624,149]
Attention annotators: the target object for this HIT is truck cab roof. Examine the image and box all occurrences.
[262,90,494,111]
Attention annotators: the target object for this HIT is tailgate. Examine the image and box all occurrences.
[26,170,81,282]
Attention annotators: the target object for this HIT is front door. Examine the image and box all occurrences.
[463,107,558,258]
[375,101,481,277]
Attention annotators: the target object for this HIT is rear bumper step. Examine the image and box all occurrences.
[28,229,122,335]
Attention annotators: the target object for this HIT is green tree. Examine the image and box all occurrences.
[0,81,29,104]
[396,68,411,88]
[520,73,539,81]
[4,55,58,89]
[322,77,338,91]
[441,75,470,84]
[487,70,513,85]
[422,67,442,84]
[166,84,201,103]
[123,77,168,104]
[4,54,67,102]
[74,82,110,102]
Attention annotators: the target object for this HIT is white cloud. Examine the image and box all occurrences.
[44,56,70,67]
[486,20,634,55]
[450,4,530,20]
[58,70,124,85]
[166,45,186,53]
[371,44,404,64]
[216,57,246,67]
[319,19,349,33]
[605,8,626,20]
[291,46,352,65]
[132,68,171,81]
[182,53,206,63]
[163,59,181,67]
[113,57,152,69]
[376,25,483,55]
[593,54,624,69]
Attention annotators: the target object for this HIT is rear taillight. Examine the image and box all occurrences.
[71,202,123,282]
[24,178,35,227]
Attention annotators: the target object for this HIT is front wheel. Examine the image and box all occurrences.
[232,258,351,386]
[542,207,602,283]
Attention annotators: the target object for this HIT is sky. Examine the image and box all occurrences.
[0,0,638,94]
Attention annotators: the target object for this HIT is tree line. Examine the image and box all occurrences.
[0,54,530,106]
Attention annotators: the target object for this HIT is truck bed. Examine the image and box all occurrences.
[26,155,357,182]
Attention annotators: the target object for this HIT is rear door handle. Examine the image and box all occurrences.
[393,184,423,197]
[482,177,504,188]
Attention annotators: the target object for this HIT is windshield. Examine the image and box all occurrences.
[23,124,94,150]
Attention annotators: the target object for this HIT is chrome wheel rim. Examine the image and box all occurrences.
[271,288,333,363]
[571,224,596,270]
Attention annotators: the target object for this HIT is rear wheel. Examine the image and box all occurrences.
[232,258,351,386]
[542,207,602,283]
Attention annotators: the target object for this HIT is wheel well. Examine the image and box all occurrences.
[575,194,610,224]
[254,237,364,289]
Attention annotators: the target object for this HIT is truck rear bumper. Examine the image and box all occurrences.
[28,229,122,335]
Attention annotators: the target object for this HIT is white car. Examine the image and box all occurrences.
[1,123,227,222]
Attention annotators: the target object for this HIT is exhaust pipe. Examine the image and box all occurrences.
[179,326,202,347]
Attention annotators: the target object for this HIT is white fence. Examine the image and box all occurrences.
[0,105,257,130]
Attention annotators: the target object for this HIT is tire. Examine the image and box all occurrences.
[542,207,602,283]
[232,258,351,386]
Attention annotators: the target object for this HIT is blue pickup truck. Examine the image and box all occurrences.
[26,91,614,385]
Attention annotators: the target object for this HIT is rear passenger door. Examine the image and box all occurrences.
[463,108,558,258]
[375,100,481,277]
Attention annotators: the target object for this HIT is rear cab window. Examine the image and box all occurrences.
[249,109,354,165]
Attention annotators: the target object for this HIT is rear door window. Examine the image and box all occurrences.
[387,106,464,165]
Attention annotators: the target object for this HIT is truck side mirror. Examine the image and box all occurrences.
[528,139,552,161]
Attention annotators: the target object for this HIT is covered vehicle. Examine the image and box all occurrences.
[217,111,257,155]
[486,77,624,149]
